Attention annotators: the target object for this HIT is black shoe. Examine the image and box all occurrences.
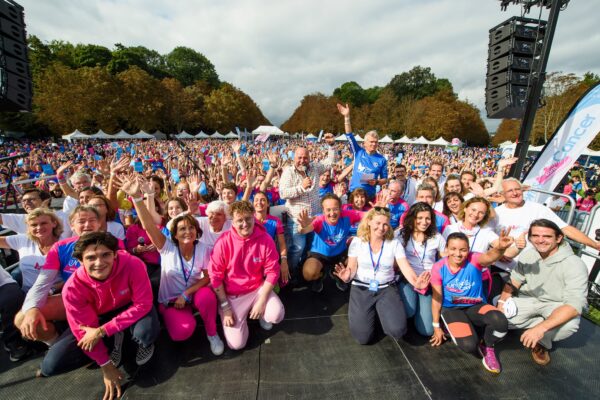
[4,338,31,362]
[335,279,348,292]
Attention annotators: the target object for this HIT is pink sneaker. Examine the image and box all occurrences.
[479,344,501,374]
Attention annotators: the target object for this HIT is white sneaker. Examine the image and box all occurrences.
[259,319,273,331]
[207,335,224,356]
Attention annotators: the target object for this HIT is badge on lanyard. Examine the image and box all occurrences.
[369,279,380,292]
[369,241,385,292]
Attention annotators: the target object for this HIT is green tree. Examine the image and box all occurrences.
[116,67,165,132]
[27,35,54,80]
[47,40,76,67]
[165,46,219,87]
[388,66,447,100]
[333,81,368,107]
[73,44,112,68]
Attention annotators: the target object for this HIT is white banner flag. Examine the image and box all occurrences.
[523,83,600,203]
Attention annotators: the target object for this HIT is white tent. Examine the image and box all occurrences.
[225,131,238,139]
[498,140,514,148]
[196,131,209,138]
[305,133,317,140]
[62,129,89,141]
[133,131,155,139]
[380,135,394,143]
[335,135,348,141]
[394,135,413,144]
[412,136,430,145]
[211,131,226,139]
[356,135,364,142]
[153,131,167,140]
[175,131,195,139]
[91,130,113,139]
[429,137,450,146]
[252,125,284,136]
[113,130,132,139]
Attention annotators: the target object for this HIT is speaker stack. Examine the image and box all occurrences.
[0,0,31,112]
[485,16,546,119]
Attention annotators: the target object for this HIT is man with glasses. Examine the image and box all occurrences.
[491,178,600,274]
[0,188,71,238]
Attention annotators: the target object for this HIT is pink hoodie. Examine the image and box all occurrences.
[208,223,280,296]
[62,250,153,366]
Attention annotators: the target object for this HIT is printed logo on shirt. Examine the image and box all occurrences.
[34,262,42,270]
[252,257,262,263]
[357,163,367,173]
[119,288,130,296]
[445,279,474,293]
[325,232,346,246]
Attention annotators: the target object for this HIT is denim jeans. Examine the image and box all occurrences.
[40,307,160,376]
[284,217,313,278]
[398,281,434,337]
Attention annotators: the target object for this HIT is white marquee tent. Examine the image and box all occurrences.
[133,131,154,139]
[211,132,226,140]
[380,135,394,143]
[175,131,195,139]
[395,135,413,144]
[252,125,284,136]
[153,131,167,140]
[429,137,450,146]
[335,135,348,141]
[92,130,113,139]
[196,131,209,138]
[225,131,238,139]
[62,129,89,141]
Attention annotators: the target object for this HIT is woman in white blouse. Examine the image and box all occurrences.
[334,207,429,344]
[398,202,446,337]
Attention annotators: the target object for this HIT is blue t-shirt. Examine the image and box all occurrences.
[319,182,334,198]
[310,210,363,257]
[431,252,486,308]
[345,133,387,198]
[389,199,409,229]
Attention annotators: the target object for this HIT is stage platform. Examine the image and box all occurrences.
[1,278,599,400]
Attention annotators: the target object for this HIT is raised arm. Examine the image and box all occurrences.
[56,161,78,199]
[121,175,166,250]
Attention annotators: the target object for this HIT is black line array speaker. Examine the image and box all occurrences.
[0,0,31,112]
[485,16,545,119]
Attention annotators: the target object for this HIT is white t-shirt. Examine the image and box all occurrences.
[490,201,567,270]
[1,211,72,239]
[348,237,405,285]
[401,233,446,275]
[158,238,209,304]
[5,234,56,292]
[444,223,499,254]
[195,217,232,255]
[434,201,444,213]
[107,221,125,240]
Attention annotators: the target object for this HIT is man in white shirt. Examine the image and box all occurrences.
[491,178,600,272]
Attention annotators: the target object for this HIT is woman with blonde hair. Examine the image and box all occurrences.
[333,207,430,344]
[0,208,63,361]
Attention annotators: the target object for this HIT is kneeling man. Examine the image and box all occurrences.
[498,219,588,365]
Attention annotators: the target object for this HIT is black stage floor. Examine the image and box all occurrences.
[1,278,600,400]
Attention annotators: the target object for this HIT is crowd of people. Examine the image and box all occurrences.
[0,105,593,399]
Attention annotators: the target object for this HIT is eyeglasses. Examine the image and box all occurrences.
[373,206,390,212]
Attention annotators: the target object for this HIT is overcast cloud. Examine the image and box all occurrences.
[17,0,600,133]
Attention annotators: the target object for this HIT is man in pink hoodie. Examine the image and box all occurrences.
[209,200,285,350]
[62,232,159,400]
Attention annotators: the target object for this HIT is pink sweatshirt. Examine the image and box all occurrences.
[62,250,153,366]
[208,223,280,296]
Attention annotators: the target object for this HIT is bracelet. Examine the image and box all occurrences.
[497,299,506,304]
[281,256,287,260]
[220,301,230,308]
[432,322,440,328]
[181,293,191,302]
[132,196,144,203]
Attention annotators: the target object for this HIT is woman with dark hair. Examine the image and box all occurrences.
[343,188,370,236]
[122,177,224,356]
[333,207,430,344]
[398,203,446,337]
[88,195,125,240]
[443,175,463,196]
[442,192,464,224]
[444,197,525,299]
[430,231,514,374]
[252,191,290,285]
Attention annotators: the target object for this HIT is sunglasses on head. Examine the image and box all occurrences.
[373,206,390,212]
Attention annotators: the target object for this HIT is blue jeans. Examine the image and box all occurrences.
[398,281,433,337]
[284,217,313,277]
[41,307,160,376]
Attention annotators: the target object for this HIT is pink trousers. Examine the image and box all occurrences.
[219,288,285,350]
[159,286,217,341]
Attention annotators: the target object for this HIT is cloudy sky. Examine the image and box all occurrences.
[17,0,600,132]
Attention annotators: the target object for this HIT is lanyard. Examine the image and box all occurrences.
[410,237,428,267]
[459,224,480,252]
[177,244,196,285]
[369,241,385,277]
